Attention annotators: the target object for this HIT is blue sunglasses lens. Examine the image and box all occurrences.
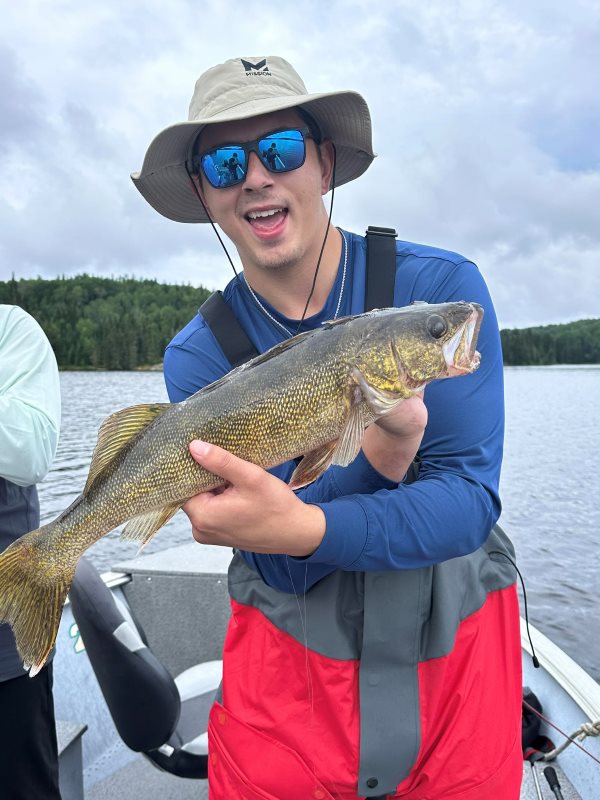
[201,145,247,189]
[258,129,306,173]
[199,129,307,188]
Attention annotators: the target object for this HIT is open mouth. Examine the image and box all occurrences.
[245,207,288,229]
[442,304,484,375]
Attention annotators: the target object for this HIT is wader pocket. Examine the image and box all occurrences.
[208,701,335,800]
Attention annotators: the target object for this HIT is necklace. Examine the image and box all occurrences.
[243,229,348,338]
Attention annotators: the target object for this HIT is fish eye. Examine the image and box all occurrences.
[427,314,448,339]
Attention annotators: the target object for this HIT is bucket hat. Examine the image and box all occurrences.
[131,56,376,223]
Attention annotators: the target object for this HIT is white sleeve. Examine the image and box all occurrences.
[0,305,61,486]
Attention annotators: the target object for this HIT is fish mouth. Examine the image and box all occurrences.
[443,304,483,376]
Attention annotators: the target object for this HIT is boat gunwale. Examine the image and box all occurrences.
[521,618,600,721]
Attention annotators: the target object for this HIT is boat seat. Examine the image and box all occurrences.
[69,556,221,779]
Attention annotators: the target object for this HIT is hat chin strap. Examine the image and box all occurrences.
[185,162,242,283]
[295,142,338,332]
[185,145,339,339]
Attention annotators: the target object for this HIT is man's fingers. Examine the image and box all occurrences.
[188,440,256,483]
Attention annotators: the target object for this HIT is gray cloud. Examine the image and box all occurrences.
[1,0,599,328]
[0,46,46,151]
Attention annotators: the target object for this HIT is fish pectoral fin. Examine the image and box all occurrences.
[121,503,181,549]
[331,403,366,466]
[290,400,368,490]
[289,441,339,490]
[85,403,171,493]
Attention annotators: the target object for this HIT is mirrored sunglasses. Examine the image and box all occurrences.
[194,128,313,189]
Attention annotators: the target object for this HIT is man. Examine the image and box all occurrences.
[226,152,242,183]
[0,305,62,799]
[264,141,281,169]
[132,56,522,799]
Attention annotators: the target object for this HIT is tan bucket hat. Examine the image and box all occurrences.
[131,56,376,223]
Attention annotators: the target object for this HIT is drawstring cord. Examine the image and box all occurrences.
[489,549,540,668]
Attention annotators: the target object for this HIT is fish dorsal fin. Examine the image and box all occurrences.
[234,328,319,371]
[85,403,171,493]
[120,502,181,549]
[319,314,359,328]
[191,318,363,401]
[188,328,321,400]
[237,316,363,368]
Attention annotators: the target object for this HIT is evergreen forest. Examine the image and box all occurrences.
[0,275,210,370]
[500,318,600,366]
[0,276,597,368]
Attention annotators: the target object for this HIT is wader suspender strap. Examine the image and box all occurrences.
[199,290,259,368]
[364,225,398,312]
[199,226,398,367]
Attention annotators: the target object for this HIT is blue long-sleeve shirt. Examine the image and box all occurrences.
[164,230,504,593]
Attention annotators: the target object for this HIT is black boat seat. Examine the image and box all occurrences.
[69,557,221,779]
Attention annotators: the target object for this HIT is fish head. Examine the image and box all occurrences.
[355,301,484,400]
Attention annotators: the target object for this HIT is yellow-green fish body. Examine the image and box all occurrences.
[0,301,482,674]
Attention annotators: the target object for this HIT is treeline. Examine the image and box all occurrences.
[1,276,597,367]
[501,318,600,365]
[0,275,210,369]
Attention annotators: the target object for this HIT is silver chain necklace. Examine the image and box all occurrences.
[243,229,348,338]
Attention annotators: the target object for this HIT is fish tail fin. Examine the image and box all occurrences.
[0,525,74,676]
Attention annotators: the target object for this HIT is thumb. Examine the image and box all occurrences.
[188,440,253,483]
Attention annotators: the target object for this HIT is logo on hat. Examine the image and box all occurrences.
[241,58,271,76]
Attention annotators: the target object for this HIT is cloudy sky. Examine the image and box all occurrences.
[1,0,598,328]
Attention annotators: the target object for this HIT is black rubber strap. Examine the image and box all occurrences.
[364,226,398,311]
[199,290,259,368]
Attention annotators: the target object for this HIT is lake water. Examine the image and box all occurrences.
[37,367,600,681]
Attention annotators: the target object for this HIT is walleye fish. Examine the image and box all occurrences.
[0,301,482,674]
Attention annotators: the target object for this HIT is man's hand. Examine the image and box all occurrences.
[361,393,428,482]
[184,394,426,554]
[183,442,326,556]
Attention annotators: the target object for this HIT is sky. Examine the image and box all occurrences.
[1,0,599,328]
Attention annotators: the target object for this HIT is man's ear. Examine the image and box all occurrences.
[318,140,335,196]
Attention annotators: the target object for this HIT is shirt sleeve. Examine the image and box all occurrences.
[242,260,505,592]
[164,317,233,403]
[0,307,61,486]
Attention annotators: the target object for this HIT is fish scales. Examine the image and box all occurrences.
[0,301,483,674]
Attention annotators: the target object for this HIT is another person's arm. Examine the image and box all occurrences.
[0,307,61,486]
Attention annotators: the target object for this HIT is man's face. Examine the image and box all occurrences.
[194,109,334,274]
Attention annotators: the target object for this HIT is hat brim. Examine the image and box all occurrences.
[131,90,375,223]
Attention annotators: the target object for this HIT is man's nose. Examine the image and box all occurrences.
[243,151,273,189]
